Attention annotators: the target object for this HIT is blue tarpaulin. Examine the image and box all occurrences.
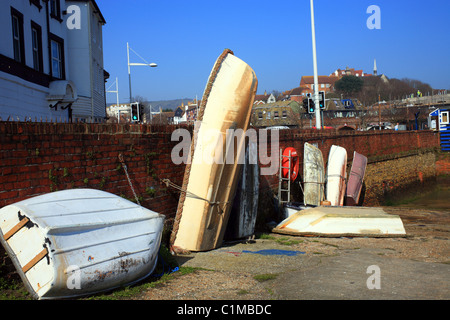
[242,249,305,256]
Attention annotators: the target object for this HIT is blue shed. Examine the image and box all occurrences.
[429,108,450,151]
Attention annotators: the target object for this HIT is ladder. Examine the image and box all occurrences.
[278,148,292,206]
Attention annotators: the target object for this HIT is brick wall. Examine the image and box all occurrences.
[0,121,193,220]
[256,128,441,206]
[0,122,441,216]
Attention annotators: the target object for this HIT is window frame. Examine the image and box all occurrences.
[49,0,62,22]
[258,112,263,120]
[49,33,65,80]
[31,21,43,72]
[441,111,449,125]
[11,7,25,64]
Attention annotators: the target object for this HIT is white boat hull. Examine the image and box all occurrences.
[303,142,325,206]
[0,189,165,299]
[273,206,406,237]
[171,49,258,252]
[326,145,347,206]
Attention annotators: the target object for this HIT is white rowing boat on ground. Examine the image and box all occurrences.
[273,206,406,237]
[0,189,164,300]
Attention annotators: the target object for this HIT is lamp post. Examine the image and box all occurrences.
[310,0,321,129]
[127,42,157,103]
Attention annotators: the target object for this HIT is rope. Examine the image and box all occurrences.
[161,178,229,206]
[118,154,140,205]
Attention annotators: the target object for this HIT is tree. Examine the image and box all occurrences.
[334,75,364,98]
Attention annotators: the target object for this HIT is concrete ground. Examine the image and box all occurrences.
[146,207,449,300]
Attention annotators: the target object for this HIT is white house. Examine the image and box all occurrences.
[0,0,107,123]
[67,0,107,123]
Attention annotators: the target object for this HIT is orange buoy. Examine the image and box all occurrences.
[282,147,299,181]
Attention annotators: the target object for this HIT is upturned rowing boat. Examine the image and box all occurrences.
[0,189,164,299]
[170,49,258,252]
[273,206,406,237]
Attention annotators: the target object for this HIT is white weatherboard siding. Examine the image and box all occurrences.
[0,73,66,121]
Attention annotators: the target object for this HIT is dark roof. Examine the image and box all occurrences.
[301,75,338,85]
[289,87,308,96]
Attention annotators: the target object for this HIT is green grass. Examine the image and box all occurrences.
[256,233,303,246]
[253,273,278,282]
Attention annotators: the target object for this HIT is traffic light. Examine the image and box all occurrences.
[303,98,315,114]
[131,103,139,122]
[308,98,315,114]
[319,91,325,110]
[303,98,309,111]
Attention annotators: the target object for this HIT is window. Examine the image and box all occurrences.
[274,111,279,119]
[49,34,64,79]
[441,111,449,125]
[282,110,287,118]
[11,8,25,63]
[266,111,271,120]
[258,112,263,120]
[49,0,62,21]
[31,22,43,72]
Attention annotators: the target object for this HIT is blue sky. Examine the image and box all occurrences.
[96,0,450,103]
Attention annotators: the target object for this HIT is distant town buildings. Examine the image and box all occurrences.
[251,101,301,128]
[0,0,107,123]
[254,92,276,105]
[331,66,372,79]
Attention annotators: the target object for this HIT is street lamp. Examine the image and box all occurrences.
[127,42,157,103]
[310,0,321,129]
